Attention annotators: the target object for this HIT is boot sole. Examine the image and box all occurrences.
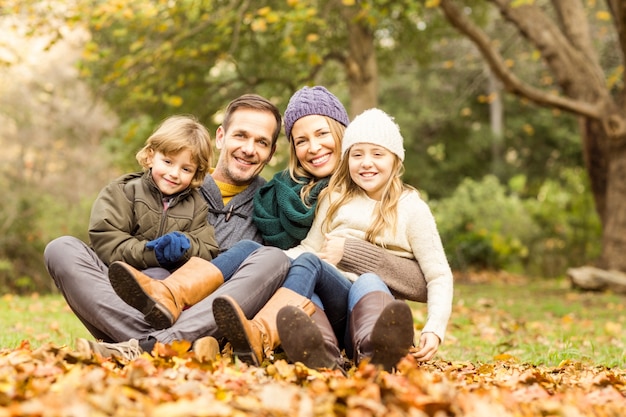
[108,262,174,330]
[277,306,337,369]
[213,297,260,366]
[370,300,414,372]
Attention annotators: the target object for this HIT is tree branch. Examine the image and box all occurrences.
[438,0,604,119]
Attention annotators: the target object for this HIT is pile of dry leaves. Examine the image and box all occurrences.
[1,340,624,416]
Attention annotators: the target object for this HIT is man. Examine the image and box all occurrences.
[44,94,287,359]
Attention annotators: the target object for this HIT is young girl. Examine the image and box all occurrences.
[278,108,454,371]
[95,115,259,330]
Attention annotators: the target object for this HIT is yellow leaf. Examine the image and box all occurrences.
[604,321,622,335]
[596,11,611,21]
[342,0,356,5]
[166,95,184,107]
[425,0,440,7]
[251,18,267,32]
[493,353,517,362]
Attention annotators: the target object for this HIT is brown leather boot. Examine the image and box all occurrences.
[109,257,224,329]
[350,291,414,372]
[277,305,344,370]
[213,288,315,366]
[193,336,220,362]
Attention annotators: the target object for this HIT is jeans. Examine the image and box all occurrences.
[282,252,353,342]
[211,240,262,281]
[347,272,392,311]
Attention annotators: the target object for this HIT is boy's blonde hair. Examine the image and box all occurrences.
[321,152,414,244]
[136,115,212,188]
[288,117,346,206]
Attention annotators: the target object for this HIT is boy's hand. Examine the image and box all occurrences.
[146,231,190,266]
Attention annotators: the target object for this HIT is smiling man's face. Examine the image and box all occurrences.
[211,108,277,186]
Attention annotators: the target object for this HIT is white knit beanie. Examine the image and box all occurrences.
[341,108,405,161]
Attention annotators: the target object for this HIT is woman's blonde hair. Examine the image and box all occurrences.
[136,115,212,188]
[287,116,346,206]
[321,150,415,244]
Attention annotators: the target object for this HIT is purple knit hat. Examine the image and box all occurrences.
[283,86,350,140]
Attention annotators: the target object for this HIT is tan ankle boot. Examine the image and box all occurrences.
[193,336,220,362]
[213,288,315,366]
[109,257,224,329]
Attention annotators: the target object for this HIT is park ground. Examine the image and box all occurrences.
[1,271,625,416]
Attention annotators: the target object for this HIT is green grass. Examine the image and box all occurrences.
[0,293,90,349]
[2,277,625,368]
[423,276,626,367]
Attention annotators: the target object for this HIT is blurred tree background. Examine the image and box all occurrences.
[0,0,607,293]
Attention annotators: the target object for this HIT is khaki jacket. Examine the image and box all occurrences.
[89,171,218,270]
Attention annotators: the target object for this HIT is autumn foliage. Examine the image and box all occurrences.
[1,338,624,416]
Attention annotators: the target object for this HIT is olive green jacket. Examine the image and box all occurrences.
[89,171,218,270]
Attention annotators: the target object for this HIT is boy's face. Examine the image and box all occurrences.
[148,149,197,196]
[212,108,277,186]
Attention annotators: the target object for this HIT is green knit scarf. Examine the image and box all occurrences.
[253,171,329,249]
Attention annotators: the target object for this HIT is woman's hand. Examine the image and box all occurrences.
[318,235,345,266]
[412,332,440,362]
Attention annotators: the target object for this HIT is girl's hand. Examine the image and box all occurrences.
[412,332,440,362]
[318,235,345,266]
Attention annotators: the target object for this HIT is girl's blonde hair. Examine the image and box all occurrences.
[321,150,415,244]
[287,116,346,206]
[136,115,212,188]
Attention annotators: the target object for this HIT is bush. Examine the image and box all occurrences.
[0,182,93,294]
[432,170,601,277]
[524,167,601,276]
[432,175,538,272]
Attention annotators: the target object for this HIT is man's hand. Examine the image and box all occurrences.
[412,332,440,362]
[318,235,345,266]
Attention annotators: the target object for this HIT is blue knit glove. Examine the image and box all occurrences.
[146,231,190,266]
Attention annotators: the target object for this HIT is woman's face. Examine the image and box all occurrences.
[291,115,339,179]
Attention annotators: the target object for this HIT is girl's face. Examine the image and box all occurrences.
[292,115,339,179]
[348,143,395,201]
[148,149,198,195]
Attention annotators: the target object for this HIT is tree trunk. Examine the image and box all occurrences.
[342,13,378,117]
[602,140,626,270]
[487,65,504,177]
[580,117,609,225]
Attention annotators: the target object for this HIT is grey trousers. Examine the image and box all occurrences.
[44,236,289,344]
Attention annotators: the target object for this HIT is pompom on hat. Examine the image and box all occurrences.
[283,86,350,140]
[341,108,405,161]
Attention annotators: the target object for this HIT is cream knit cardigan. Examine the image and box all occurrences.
[284,190,453,341]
